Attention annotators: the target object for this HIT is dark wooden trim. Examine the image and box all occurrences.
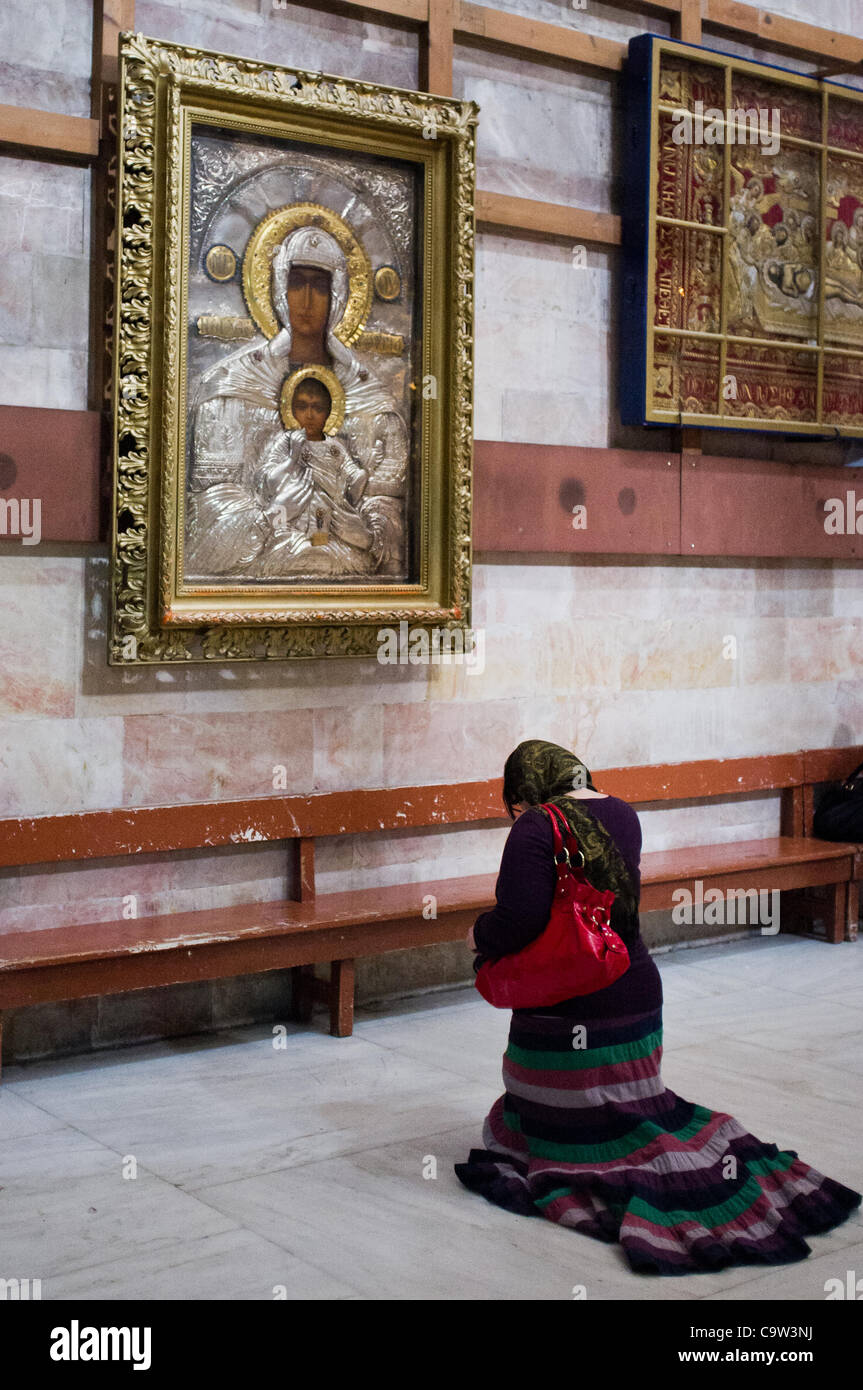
[5,405,861,561]
[420,0,454,96]
[703,0,863,67]
[0,104,99,160]
[803,746,863,787]
[780,786,805,839]
[0,783,507,868]
[456,3,624,72]
[295,838,316,901]
[476,191,621,246]
[673,0,702,43]
[0,906,482,1008]
[848,883,859,942]
[329,958,355,1036]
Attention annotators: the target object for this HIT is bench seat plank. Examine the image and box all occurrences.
[640,836,858,882]
[1,837,856,981]
[0,873,502,976]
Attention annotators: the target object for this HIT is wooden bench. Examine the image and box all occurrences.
[0,752,860,1066]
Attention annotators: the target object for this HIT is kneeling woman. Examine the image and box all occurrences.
[455,739,861,1274]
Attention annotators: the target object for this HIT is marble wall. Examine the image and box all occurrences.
[1,0,862,1056]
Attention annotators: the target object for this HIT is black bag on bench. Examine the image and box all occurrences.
[813,759,863,842]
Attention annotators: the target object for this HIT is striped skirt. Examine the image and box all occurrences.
[454,1003,861,1274]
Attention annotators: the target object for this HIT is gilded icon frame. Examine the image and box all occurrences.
[109,33,477,663]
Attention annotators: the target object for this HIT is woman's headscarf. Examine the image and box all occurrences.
[502,739,638,928]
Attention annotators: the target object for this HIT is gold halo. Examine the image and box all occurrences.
[280,366,346,435]
[242,203,372,345]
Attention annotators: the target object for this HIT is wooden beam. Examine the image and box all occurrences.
[0,103,99,160]
[420,0,454,96]
[673,0,703,44]
[456,2,624,71]
[704,0,863,66]
[97,0,136,88]
[309,0,426,21]
[476,189,621,245]
[611,0,681,13]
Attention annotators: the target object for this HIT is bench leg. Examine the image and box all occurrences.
[827,882,845,945]
[847,882,859,944]
[329,959,355,1038]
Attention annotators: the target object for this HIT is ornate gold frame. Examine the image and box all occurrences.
[109,33,477,663]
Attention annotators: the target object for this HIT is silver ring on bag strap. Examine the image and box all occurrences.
[544,802,586,870]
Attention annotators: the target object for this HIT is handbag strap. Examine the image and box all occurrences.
[540,802,586,871]
[843,759,863,789]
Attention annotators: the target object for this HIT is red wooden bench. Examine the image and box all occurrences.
[0,752,859,1066]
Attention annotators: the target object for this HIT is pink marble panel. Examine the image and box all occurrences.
[789,618,863,684]
[0,840,291,935]
[619,619,735,691]
[0,557,81,717]
[381,694,573,787]
[313,704,383,792]
[122,709,315,805]
[735,620,791,686]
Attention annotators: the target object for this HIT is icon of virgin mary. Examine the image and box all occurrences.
[186,218,409,582]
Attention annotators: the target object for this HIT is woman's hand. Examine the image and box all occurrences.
[466,924,477,951]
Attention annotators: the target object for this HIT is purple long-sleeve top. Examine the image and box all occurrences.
[472,796,642,961]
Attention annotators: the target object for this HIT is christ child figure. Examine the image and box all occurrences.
[255,375,374,569]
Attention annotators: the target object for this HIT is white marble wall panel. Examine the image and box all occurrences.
[0,159,90,410]
[136,0,418,88]
[0,0,91,117]
[0,716,123,817]
[454,44,616,211]
[464,0,670,45]
[475,234,614,446]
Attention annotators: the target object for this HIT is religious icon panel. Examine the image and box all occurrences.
[110,34,476,662]
[622,35,863,437]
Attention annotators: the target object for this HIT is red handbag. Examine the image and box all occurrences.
[474,802,630,1009]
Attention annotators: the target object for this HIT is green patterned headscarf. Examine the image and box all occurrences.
[502,738,638,922]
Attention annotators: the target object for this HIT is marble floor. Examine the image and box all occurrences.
[1,934,861,1301]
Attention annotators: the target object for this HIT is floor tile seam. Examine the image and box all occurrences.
[181,1120,480,1196]
[0,1112,259,1211]
[170,1186,378,1297]
[34,1223,328,1296]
